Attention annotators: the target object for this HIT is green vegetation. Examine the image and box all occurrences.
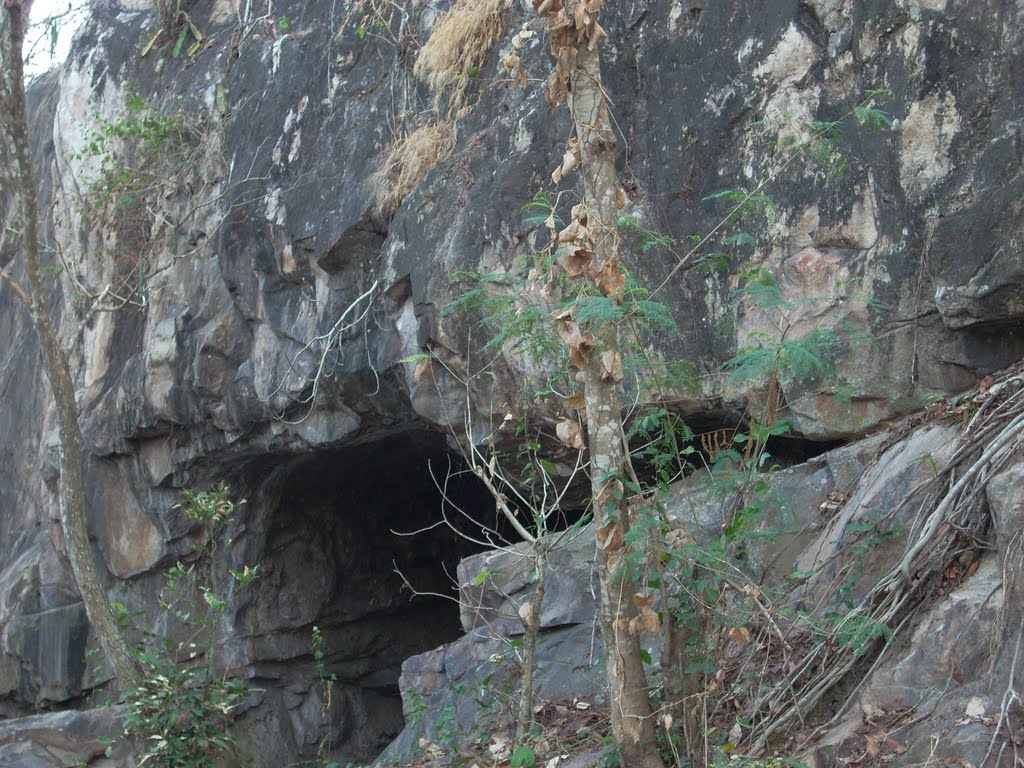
[121,486,257,768]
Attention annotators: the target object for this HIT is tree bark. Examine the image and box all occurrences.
[1,1,143,693]
[515,545,547,746]
[570,38,666,768]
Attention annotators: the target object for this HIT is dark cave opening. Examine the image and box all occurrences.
[243,431,498,763]
[634,412,847,479]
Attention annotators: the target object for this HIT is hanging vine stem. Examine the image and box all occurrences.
[739,366,1024,754]
[266,278,380,423]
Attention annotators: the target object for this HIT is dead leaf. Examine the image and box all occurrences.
[568,331,595,369]
[861,702,886,720]
[551,139,580,184]
[632,591,655,610]
[965,696,986,718]
[630,592,660,635]
[558,218,590,245]
[596,477,623,514]
[728,626,752,646]
[595,258,626,297]
[563,243,595,279]
[561,393,587,412]
[600,350,623,382]
[616,186,627,209]
[885,738,908,755]
[596,519,623,552]
[864,735,881,758]
[556,418,585,450]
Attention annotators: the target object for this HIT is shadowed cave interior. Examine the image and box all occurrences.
[237,430,503,761]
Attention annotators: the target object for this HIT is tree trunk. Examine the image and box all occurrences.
[1,1,143,694]
[570,38,666,768]
[516,545,547,746]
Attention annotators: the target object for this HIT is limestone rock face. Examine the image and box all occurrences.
[0,0,1022,764]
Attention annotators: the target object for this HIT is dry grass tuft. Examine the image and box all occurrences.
[369,121,456,217]
[414,0,509,114]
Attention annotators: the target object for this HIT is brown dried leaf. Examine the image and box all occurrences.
[568,338,594,370]
[596,478,623,513]
[864,735,881,758]
[558,218,591,245]
[556,418,585,450]
[551,139,580,184]
[629,594,660,635]
[616,186,627,209]
[632,591,654,610]
[728,626,752,646]
[886,738,908,755]
[596,519,623,552]
[563,243,595,279]
[561,393,587,412]
[595,258,626,297]
[544,43,576,108]
[552,306,575,331]
[531,0,556,16]
[600,350,623,382]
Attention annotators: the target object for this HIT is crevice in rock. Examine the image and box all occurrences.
[235,430,497,764]
[661,414,847,471]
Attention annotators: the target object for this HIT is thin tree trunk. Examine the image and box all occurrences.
[570,38,666,768]
[516,545,547,746]
[1,1,143,693]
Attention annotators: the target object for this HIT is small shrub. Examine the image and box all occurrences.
[122,662,245,768]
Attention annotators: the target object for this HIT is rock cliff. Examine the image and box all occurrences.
[0,0,1022,766]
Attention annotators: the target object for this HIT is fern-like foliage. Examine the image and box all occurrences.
[726,327,838,384]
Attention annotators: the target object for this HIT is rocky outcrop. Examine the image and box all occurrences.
[1,0,1022,765]
[389,404,1020,768]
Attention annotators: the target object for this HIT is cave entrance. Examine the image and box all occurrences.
[246,430,495,764]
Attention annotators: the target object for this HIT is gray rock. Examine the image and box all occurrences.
[0,707,132,767]
[2,0,1023,765]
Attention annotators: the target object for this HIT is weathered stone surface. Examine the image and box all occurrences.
[380,623,606,765]
[1,0,1023,764]
[0,707,132,768]
[457,529,597,636]
[859,558,1002,714]
[986,460,1024,560]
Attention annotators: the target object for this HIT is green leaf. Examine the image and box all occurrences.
[573,296,624,328]
[511,746,537,768]
[640,648,652,665]
[172,27,187,58]
[141,30,161,57]
[722,232,756,247]
[399,352,431,363]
